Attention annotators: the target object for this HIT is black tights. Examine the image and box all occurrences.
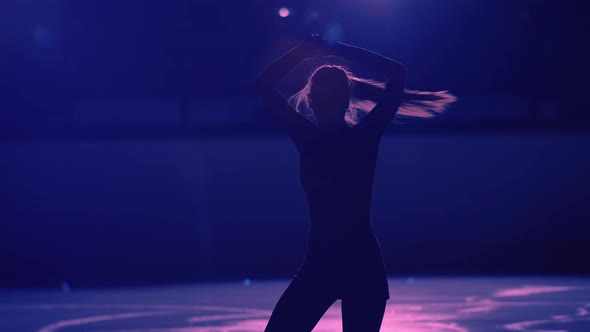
[264,277,387,332]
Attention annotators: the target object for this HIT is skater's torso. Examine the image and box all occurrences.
[293,126,390,300]
[299,128,380,233]
[297,128,384,257]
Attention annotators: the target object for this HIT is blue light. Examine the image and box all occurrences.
[34,26,57,48]
[61,281,71,293]
[324,22,343,44]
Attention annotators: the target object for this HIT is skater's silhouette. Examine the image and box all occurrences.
[257,34,455,332]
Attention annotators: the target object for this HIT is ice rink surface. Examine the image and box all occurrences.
[1,277,589,331]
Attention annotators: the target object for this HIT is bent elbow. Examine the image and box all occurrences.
[399,64,407,79]
[389,65,407,88]
[391,64,407,82]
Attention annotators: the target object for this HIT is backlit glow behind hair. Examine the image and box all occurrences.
[289,64,457,126]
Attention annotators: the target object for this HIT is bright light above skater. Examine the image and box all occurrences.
[278,7,290,18]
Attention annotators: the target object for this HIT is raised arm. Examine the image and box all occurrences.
[256,36,327,143]
[331,42,406,132]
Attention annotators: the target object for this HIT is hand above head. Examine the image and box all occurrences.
[297,34,331,59]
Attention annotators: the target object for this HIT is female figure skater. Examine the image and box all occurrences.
[257,35,455,332]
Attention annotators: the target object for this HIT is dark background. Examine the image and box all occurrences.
[0,0,588,288]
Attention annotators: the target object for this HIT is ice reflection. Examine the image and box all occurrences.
[494,285,575,298]
[0,277,586,331]
[504,302,590,332]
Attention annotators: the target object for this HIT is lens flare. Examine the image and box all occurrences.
[278,7,290,18]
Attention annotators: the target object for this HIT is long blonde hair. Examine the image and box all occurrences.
[289,64,457,126]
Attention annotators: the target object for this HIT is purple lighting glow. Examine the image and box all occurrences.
[2,277,588,331]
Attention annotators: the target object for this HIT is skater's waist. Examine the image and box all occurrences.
[308,225,377,247]
[303,231,384,265]
[308,204,371,219]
